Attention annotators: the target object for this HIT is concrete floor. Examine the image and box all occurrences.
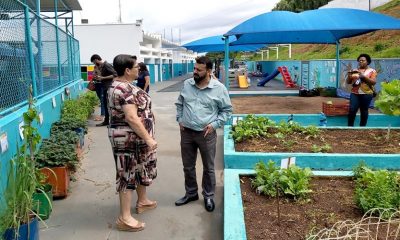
[40,79,224,240]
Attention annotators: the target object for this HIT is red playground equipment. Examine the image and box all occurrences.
[278,66,297,88]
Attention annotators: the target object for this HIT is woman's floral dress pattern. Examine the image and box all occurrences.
[107,81,157,192]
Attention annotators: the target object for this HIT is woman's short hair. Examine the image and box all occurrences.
[138,62,148,72]
[113,54,137,76]
[357,53,372,65]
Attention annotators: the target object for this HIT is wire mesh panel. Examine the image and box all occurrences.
[35,19,60,95]
[0,0,31,111]
[0,0,81,114]
[59,30,69,85]
[72,38,80,80]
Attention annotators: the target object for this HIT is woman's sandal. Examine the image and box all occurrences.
[136,201,157,214]
[115,217,145,232]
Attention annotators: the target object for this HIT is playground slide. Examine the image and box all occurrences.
[278,66,297,88]
[257,69,280,86]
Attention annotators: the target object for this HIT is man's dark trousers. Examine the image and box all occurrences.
[102,84,110,124]
[180,128,217,199]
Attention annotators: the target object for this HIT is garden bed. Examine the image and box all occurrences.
[241,176,373,240]
[231,96,380,114]
[235,128,400,154]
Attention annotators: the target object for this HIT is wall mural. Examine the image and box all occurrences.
[339,59,400,92]
[257,59,400,91]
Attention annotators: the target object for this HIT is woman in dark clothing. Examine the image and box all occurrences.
[136,62,150,93]
[346,53,377,126]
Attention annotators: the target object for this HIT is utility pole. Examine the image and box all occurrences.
[179,28,181,45]
[369,0,371,11]
[118,0,122,23]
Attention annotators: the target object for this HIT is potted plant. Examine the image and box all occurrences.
[32,171,54,221]
[0,87,47,240]
[0,147,40,240]
[35,139,79,198]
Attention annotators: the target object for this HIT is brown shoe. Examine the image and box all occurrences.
[115,217,145,232]
[136,201,157,214]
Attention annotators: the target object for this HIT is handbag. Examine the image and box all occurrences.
[370,84,377,98]
[87,81,96,91]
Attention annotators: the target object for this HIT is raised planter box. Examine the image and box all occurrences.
[224,125,400,170]
[226,113,400,127]
[224,169,353,240]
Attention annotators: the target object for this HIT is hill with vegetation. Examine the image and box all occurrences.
[205,0,399,61]
[253,0,400,60]
[228,0,400,61]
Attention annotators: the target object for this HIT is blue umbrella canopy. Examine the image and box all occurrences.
[225,8,400,45]
[183,35,266,52]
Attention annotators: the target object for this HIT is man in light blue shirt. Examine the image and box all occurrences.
[175,56,232,212]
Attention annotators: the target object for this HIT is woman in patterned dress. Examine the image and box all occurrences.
[107,54,157,232]
[346,53,377,126]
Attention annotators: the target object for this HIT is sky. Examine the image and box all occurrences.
[74,0,280,44]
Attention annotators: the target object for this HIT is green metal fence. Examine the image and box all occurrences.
[0,0,80,115]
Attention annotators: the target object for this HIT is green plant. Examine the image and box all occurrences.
[374,43,385,52]
[310,143,332,153]
[280,165,313,201]
[61,91,99,122]
[252,161,280,197]
[50,130,80,145]
[252,161,313,201]
[375,79,400,116]
[0,87,44,238]
[35,139,79,172]
[339,46,350,54]
[354,166,400,218]
[51,119,87,135]
[231,115,275,142]
[281,139,296,150]
[352,161,369,179]
[231,115,322,144]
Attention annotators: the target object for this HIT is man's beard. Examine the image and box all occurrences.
[194,74,205,83]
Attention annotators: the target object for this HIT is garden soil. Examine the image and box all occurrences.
[231,96,379,114]
[235,128,400,154]
[241,176,395,240]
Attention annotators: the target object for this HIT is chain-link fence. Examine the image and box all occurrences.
[0,0,80,115]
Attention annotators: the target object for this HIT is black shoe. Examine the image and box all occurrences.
[204,198,215,212]
[175,194,199,206]
[96,122,108,127]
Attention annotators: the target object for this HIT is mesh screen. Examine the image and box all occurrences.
[0,0,81,114]
[0,0,31,111]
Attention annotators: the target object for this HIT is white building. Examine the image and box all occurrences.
[73,22,196,83]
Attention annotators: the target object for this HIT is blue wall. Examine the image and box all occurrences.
[254,58,400,90]
[173,63,183,77]
[0,80,84,208]
[148,65,156,84]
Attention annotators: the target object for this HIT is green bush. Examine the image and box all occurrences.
[35,139,79,171]
[374,43,385,52]
[354,165,400,218]
[61,91,99,122]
